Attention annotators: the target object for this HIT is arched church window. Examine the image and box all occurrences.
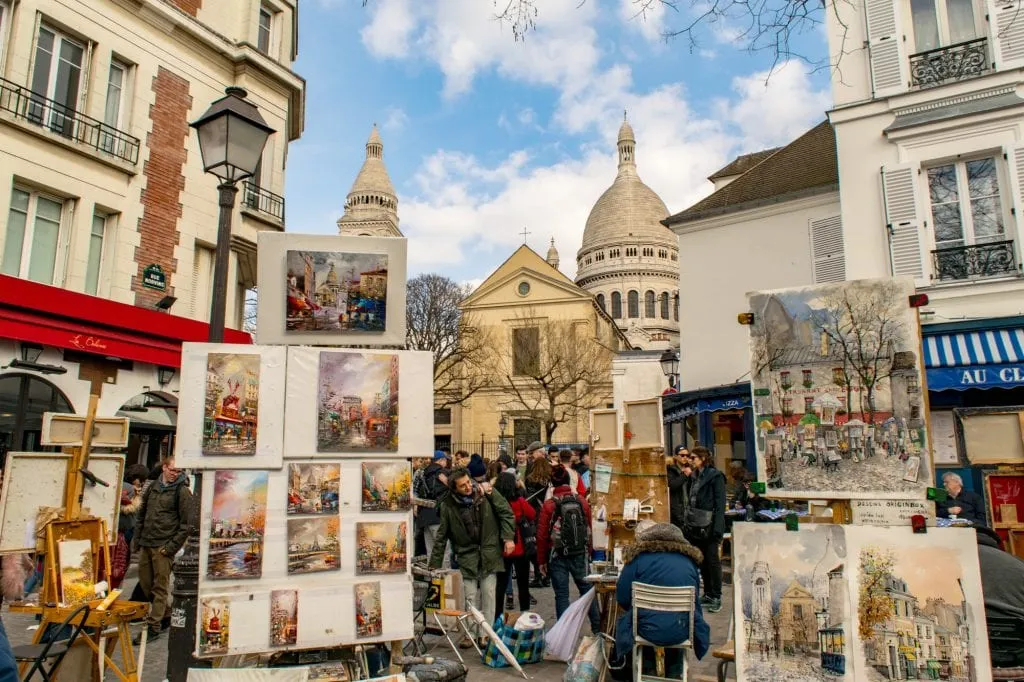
[644,290,655,318]
[673,293,679,321]
[660,292,669,319]
[596,293,606,312]
[627,290,639,318]
[611,292,622,318]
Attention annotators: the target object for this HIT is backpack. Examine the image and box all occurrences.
[550,494,588,557]
[516,502,537,557]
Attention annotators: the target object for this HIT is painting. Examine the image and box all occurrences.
[354,581,383,638]
[286,250,388,333]
[288,463,341,515]
[199,596,230,656]
[287,517,341,575]
[57,539,94,607]
[361,461,412,511]
[356,521,407,575]
[270,589,299,647]
[902,456,921,482]
[734,523,851,681]
[747,278,932,499]
[308,663,350,681]
[317,352,399,452]
[203,353,261,456]
[207,470,268,580]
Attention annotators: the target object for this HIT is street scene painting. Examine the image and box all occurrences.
[356,521,407,575]
[317,352,399,452]
[288,463,341,515]
[57,539,94,607]
[734,523,850,681]
[203,353,260,456]
[748,278,931,499]
[286,250,388,333]
[361,461,412,512]
[270,589,299,647]
[207,470,268,580]
[287,517,341,575]
[354,581,383,638]
[199,596,230,656]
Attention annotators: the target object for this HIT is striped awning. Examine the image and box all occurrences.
[923,328,1024,368]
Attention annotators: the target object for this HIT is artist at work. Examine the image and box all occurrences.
[936,472,987,527]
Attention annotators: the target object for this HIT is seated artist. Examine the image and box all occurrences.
[610,523,710,680]
[936,472,987,526]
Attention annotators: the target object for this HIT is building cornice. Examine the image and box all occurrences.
[666,191,840,236]
[576,270,681,289]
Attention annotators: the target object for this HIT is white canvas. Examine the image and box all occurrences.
[174,343,287,470]
[255,232,407,347]
[747,278,933,499]
[283,347,433,459]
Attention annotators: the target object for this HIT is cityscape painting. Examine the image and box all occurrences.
[317,352,399,452]
[287,517,341,575]
[288,463,341,515]
[199,596,230,656]
[286,250,388,333]
[354,581,383,638]
[361,461,412,512]
[747,278,932,499]
[270,589,299,647]
[207,470,268,580]
[203,353,260,456]
[356,521,407,575]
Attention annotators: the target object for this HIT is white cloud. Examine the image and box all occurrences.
[381,106,409,132]
[360,0,417,59]
[620,0,666,43]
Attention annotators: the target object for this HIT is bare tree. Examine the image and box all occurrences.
[750,311,790,419]
[243,287,258,336]
[406,274,490,408]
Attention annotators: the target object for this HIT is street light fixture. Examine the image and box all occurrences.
[660,348,680,389]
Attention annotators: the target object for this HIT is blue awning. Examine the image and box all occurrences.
[664,394,751,421]
[926,364,1024,391]
[923,328,1024,368]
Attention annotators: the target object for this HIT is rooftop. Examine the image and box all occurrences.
[707,147,780,180]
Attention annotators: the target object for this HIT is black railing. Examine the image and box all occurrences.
[932,240,1018,281]
[242,181,285,222]
[0,77,139,164]
[909,38,988,89]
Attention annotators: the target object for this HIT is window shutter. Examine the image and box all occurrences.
[865,0,908,97]
[987,0,1024,70]
[809,215,846,283]
[190,249,202,317]
[882,163,928,286]
[1002,144,1024,268]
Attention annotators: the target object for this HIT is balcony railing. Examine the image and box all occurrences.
[0,77,140,164]
[909,38,989,89]
[242,181,285,222]
[932,240,1018,282]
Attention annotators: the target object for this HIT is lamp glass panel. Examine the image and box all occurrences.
[224,117,270,180]
[196,115,228,175]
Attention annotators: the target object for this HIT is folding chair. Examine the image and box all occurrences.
[13,603,91,682]
[632,583,695,682]
[431,609,482,663]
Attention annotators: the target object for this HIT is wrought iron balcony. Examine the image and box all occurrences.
[0,77,140,164]
[932,240,1018,282]
[909,38,989,89]
[242,181,285,222]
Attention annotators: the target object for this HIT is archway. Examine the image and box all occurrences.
[0,373,74,455]
[116,391,178,470]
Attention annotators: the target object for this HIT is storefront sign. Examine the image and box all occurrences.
[142,263,167,291]
[850,499,936,527]
[927,364,1024,391]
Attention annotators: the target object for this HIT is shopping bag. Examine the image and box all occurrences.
[544,587,596,662]
[482,614,546,668]
[563,635,607,682]
[111,532,130,588]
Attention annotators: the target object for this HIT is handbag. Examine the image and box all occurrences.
[683,507,713,542]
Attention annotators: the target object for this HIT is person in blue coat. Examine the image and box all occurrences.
[612,523,710,680]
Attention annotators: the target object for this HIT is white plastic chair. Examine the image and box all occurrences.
[632,583,696,681]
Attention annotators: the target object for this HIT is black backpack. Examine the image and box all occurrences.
[517,510,537,558]
[551,495,588,557]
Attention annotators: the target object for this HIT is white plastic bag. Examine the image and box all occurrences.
[563,635,606,682]
[514,611,545,631]
[544,587,596,662]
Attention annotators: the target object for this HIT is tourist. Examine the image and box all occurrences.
[686,446,726,613]
[427,468,515,646]
[417,451,450,564]
[559,449,587,496]
[573,447,591,492]
[667,446,691,534]
[452,450,471,469]
[976,527,1024,668]
[524,456,552,587]
[937,472,987,526]
[468,453,488,483]
[494,472,536,613]
[514,445,529,481]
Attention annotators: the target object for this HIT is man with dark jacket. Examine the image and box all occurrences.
[133,456,193,641]
[667,446,692,533]
[686,447,726,613]
[417,451,450,564]
[977,527,1024,668]
[937,472,987,526]
[428,468,515,645]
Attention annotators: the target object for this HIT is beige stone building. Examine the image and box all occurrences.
[337,125,402,237]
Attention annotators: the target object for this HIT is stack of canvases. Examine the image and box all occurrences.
[734,278,994,682]
[174,233,430,659]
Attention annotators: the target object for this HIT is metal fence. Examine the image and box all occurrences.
[438,439,587,460]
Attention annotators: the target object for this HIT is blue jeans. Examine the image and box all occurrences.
[0,617,18,682]
[549,554,600,632]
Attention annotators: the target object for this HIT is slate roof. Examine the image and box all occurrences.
[665,120,838,225]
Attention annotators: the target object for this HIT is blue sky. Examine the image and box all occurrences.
[285,0,833,286]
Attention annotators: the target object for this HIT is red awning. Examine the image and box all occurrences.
[0,274,251,367]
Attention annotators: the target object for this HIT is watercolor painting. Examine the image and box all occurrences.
[203,353,260,456]
[207,470,268,580]
[270,589,299,647]
[355,581,383,638]
[288,463,341,515]
[734,523,851,681]
[287,517,341,575]
[361,461,412,512]
[57,539,94,607]
[286,250,388,333]
[317,352,398,452]
[356,521,407,575]
[199,596,230,656]
[748,279,931,499]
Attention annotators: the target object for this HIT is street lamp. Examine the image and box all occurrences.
[498,415,508,451]
[660,348,680,389]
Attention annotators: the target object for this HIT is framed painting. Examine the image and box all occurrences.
[984,471,1024,530]
[955,407,1024,466]
[255,232,407,346]
[175,343,287,470]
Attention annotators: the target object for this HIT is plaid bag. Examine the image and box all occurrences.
[482,615,545,668]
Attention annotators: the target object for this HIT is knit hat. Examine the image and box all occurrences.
[433,450,448,462]
[551,465,570,487]
[526,441,544,454]
[637,522,685,544]
[548,445,560,455]
[468,454,486,478]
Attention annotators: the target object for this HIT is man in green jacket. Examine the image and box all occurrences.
[133,456,194,642]
[428,468,515,645]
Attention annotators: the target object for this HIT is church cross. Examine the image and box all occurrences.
[520,226,531,243]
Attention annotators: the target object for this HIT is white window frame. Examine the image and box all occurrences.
[3,186,69,284]
[85,211,112,295]
[0,2,12,73]
[906,0,983,54]
[31,24,88,109]
[923,154,1012,253]
[257,5,274,55]
[104,58,131,130]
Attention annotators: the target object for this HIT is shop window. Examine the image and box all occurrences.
[644,290,655,318]
[3,187,66,284]
[660,292,669,319]
[0,373,74,452]
[627,290,639,318]
[512,326,540,376]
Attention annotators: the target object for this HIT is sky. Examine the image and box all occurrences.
[286,0,833,287]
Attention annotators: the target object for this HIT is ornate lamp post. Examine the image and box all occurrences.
[168,87,273,682]
[660,347,680,390]
[498,414,508,453]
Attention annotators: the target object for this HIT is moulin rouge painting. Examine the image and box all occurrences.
[207,470,268,580]
[199,596,230,656]
[203,353,260,456]
[317,352,398,452]
[286,250,388,333]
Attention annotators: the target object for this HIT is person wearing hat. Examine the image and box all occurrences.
[610,523,710,679]
[468,454,487,483]
[416,450,451,565]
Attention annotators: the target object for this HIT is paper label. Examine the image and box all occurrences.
[851,499,936,527]
[594,463,612,493]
